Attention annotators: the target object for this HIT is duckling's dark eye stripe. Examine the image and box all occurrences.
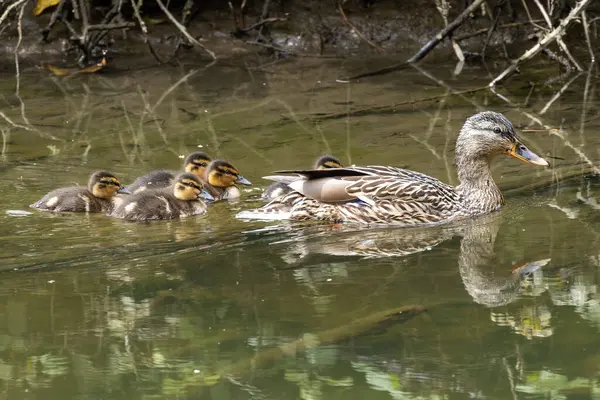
[182,179,201,189]
[100,180,120,186]
[219,168,238,176]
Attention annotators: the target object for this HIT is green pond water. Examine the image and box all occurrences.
[1,56,600,399]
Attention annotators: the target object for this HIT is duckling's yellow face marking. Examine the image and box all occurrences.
[319,160,343,169]
[174,178,202,201]
[208,165,240,188]
[185,158,211,179]
[92,177,122,199]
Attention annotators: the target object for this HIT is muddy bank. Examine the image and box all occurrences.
[2,0,593,70]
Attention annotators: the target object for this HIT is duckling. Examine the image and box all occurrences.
[261,155,343,201]
[204,160,252,200]
[30,171,129,213]
[126,151,212,193]
[111,173,214,221]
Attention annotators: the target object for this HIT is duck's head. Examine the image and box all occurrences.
[173,173,214,201]
[314,155,344,169]
[456,111,549,168]
[206,160,252,188]
[183,151,212,180]
[89,171,129,199]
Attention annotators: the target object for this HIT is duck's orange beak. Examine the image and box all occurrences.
[507,141,549,167]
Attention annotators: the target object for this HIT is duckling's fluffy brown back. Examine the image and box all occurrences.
[30,187,112,213]
[111,188,207,221]
[125,170,176,194]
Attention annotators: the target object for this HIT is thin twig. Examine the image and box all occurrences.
[129,0,169,64]
[241,17,287,33]
[520,0,545,30]
[258,0,272,38]
[582,11,595,63]
[481,8,501,58]
[0,0,28,27]
[130,0,147,34]
[42,0,67,40]
[338,2,384,52]
[87,22,136,31]
[407,0,486,63]
[539,71,582,114]
[0,110,60,141]
[1,128,8,158]
[150,68,202,113]
[78,0,89,46]
[503,358,519,400]
[155,0,217,60]
[579,63,595,144]
[14,1,30,126]
[455,20,543,41]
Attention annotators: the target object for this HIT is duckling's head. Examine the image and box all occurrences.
[173,173,214,201]
[89,171,129,199]
[314,155,344,169]
[206,160,252,188]
[456,111,548,170]
[183,151,212,179]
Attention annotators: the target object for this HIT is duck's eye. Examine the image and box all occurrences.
[224,170,234,176]
[493,127,502,134]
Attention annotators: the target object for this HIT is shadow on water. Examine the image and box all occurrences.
[0,56,600,398]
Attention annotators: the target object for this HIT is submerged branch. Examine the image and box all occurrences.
[310,87,486,121]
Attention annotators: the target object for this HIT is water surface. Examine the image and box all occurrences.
[1,56,600,399]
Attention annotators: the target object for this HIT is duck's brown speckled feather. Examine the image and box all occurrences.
[256,165,468,226]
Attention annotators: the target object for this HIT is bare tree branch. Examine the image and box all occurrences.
[489,0,593,86]
[155,0,217,60]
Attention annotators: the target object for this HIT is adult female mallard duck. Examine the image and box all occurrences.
[111,173,214,221]
[236,112,549,226]
[30,171,129,213]
[204,160,252,200]
[261,155,343,201]
[126,151,212,193]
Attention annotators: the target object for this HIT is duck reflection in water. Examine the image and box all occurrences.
[266,212,553,337]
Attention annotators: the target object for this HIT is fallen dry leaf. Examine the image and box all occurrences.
[33,0,61,16]
[39,56,108,76]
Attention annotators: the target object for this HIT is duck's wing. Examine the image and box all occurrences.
[343,166,459,206]
[265,166,458,205]
[240,166,463,225]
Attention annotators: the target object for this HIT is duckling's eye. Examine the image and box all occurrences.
[493,127,502,134]
[198,162,208,167]
[224,170,234,176]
